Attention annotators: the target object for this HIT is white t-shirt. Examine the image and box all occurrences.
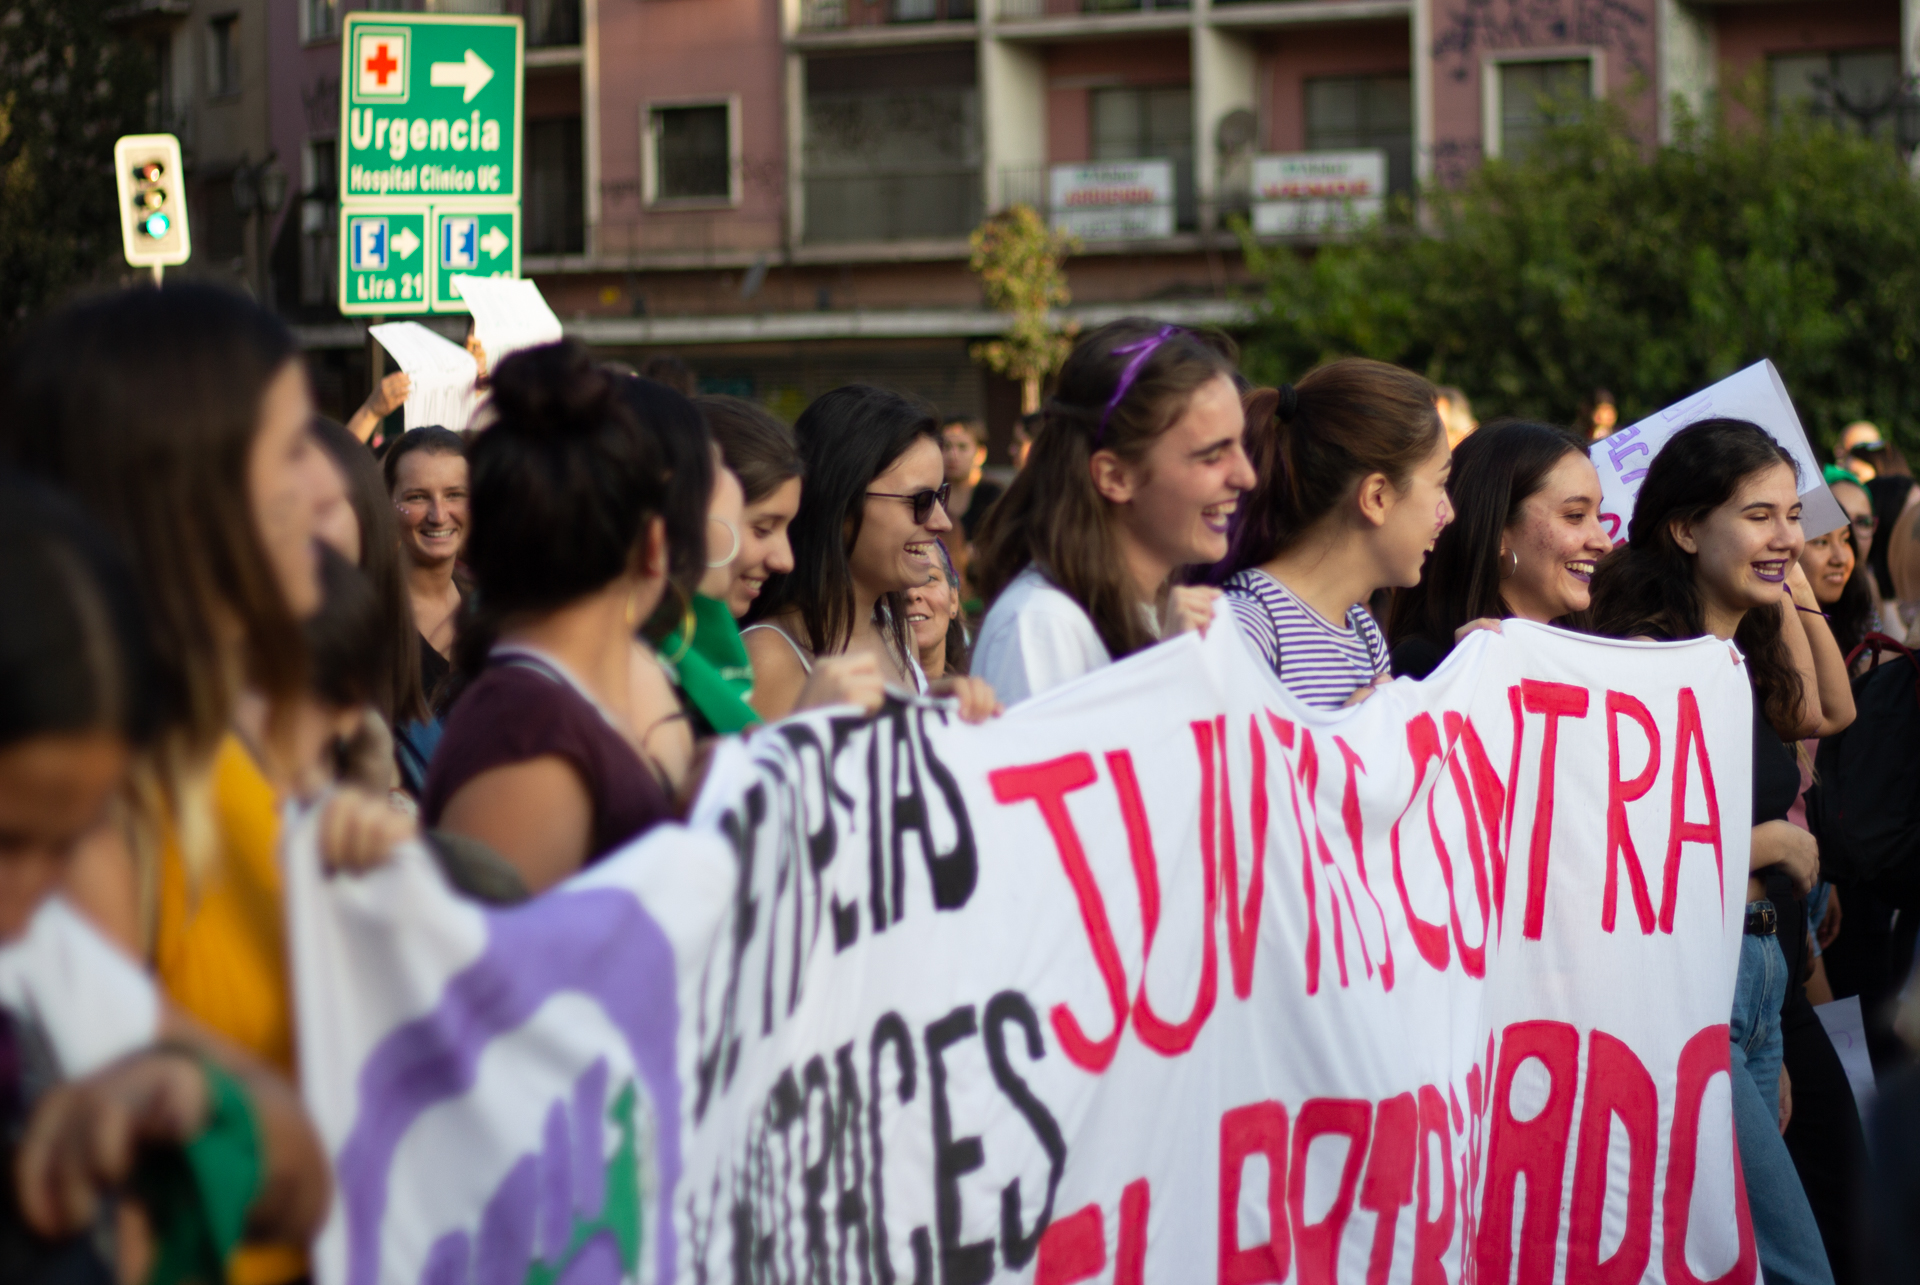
[973,567,1113,706]
[0,896,159,1078]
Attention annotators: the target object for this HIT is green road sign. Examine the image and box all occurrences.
[340,13,522,206]
[338,12,521,314]
[430,208,519,312]
[338,207,431,315]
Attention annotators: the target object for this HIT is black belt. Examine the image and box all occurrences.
[1744,902,1777,937]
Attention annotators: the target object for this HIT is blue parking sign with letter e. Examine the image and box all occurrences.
[441,217,478,269]
[350,217,389,271]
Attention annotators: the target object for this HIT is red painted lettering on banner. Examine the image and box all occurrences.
[1392,714,1453,971]
[1659,688,1726,934]
[1568,1031,1657,1285]
[1476,1020,1580,1284]
[1519,681,1591,940]
[1336,736,1395,991]
[1289,1098,1371,1285]
[1125,731,1218,1054]
[1116,1179,1149,1285]
[1413,1086,1455,1285]
[1604,692,1662,935]
[1662,1024,1757,1285]
[1035,1202,1104,1285]
[1450,713,1511,930]
[989,756,1128,1071]
[1269,715,1331,994]
[1361,1093,1417,1285]
[1219,1101,1290,1284]
[1441,713,1498,977]
[1227,715,1268,999]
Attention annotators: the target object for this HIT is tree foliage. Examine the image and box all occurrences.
[1238,105,1920,453]
[0,0,154,335]
[969,204,1079,414]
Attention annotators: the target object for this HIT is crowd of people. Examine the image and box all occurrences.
[0,283,1916,1282]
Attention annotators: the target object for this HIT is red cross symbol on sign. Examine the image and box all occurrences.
[365,43,399,86]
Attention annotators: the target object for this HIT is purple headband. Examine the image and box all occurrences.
[1095,325,1181,445]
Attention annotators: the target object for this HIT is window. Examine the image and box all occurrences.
[527,0,582,47]
[648,103,734,204]
[1770,48,1902,138]
[804,51,980,243]
[1305,74,1413,196]
[526,117,585,252]
[301,0,338,41]
[300,139,338,307]
[1492,58,1593,160]
[208,15,239,98]
[1090,85,1194,229]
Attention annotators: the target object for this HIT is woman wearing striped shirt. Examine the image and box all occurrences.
[1213,360,1455,710]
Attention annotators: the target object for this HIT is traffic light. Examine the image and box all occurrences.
[113,134,191,269]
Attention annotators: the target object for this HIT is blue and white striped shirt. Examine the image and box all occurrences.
[1224,568,1389,710]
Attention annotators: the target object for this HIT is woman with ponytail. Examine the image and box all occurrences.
[971,318,1255,705]
[422,341,677,894]
[1215,359,1455,708]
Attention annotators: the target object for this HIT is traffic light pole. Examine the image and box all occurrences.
[152,264,163,288]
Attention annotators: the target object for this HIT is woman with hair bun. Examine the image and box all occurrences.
[1387,419,1611,678]
[971,318,1255,705]
[1215,359,1454,709]
[422,340,677,893]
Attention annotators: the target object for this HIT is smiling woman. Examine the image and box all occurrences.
[384,427,470,715]
[1387,419,1610,679]
[742,385,999,723]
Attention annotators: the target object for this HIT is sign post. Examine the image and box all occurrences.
[338,12,522,316]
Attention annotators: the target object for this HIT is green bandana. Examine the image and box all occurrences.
[135,1058,262,1285]
[662,594,762,735]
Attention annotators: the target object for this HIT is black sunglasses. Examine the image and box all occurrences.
[867,482,950,525]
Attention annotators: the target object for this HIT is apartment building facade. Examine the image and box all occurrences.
[245,0,1919,428]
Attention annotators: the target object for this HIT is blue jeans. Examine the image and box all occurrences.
[1730,907,1833,1285]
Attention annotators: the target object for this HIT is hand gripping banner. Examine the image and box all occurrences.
[288,618,1759,1285]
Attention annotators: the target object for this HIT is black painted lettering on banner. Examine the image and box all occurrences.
[982,991,1066,1269]
[697,783,766,1121]
[925,1005,995,1285]
[868,1011,928,1285]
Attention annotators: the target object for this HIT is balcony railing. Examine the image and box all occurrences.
[800,0,976,31]
[496,0,579,47]
[804,168,981,243]
[997,0,1187,21]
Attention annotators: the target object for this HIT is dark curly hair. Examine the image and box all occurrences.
[1587,418,1805,738]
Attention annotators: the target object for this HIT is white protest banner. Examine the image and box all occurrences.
[1251,151,1386,236]
[1591,359,1845,544]
[368,321,481,432]
[451,273,565,373]
[1049,161,1175,242]
[290,618,1759,1285]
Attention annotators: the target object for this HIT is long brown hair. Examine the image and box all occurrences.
[973,318,1237,659]
[1214,357,1442,578]
[314,417,428,726]
[1587,418,1805,737]
[0,284,308,873]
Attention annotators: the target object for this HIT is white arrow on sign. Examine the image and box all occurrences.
[480,226,510,259]
[429,49,494,103]
[392,227,421,260]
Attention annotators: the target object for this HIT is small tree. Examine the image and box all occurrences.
[969,205,1079,414]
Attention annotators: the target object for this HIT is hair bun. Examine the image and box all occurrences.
[487,339,617,440]
[1276,383,1299,422]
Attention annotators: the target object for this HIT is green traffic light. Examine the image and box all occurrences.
[142,211,170,238]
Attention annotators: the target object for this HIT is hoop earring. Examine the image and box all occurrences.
[663,580,697,664]
[1499,548,1519,580]
[707,516,742,569]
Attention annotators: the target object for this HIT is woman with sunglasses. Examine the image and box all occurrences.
[743,385,999,722]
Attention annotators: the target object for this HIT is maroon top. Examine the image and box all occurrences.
[422,657,674,866]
